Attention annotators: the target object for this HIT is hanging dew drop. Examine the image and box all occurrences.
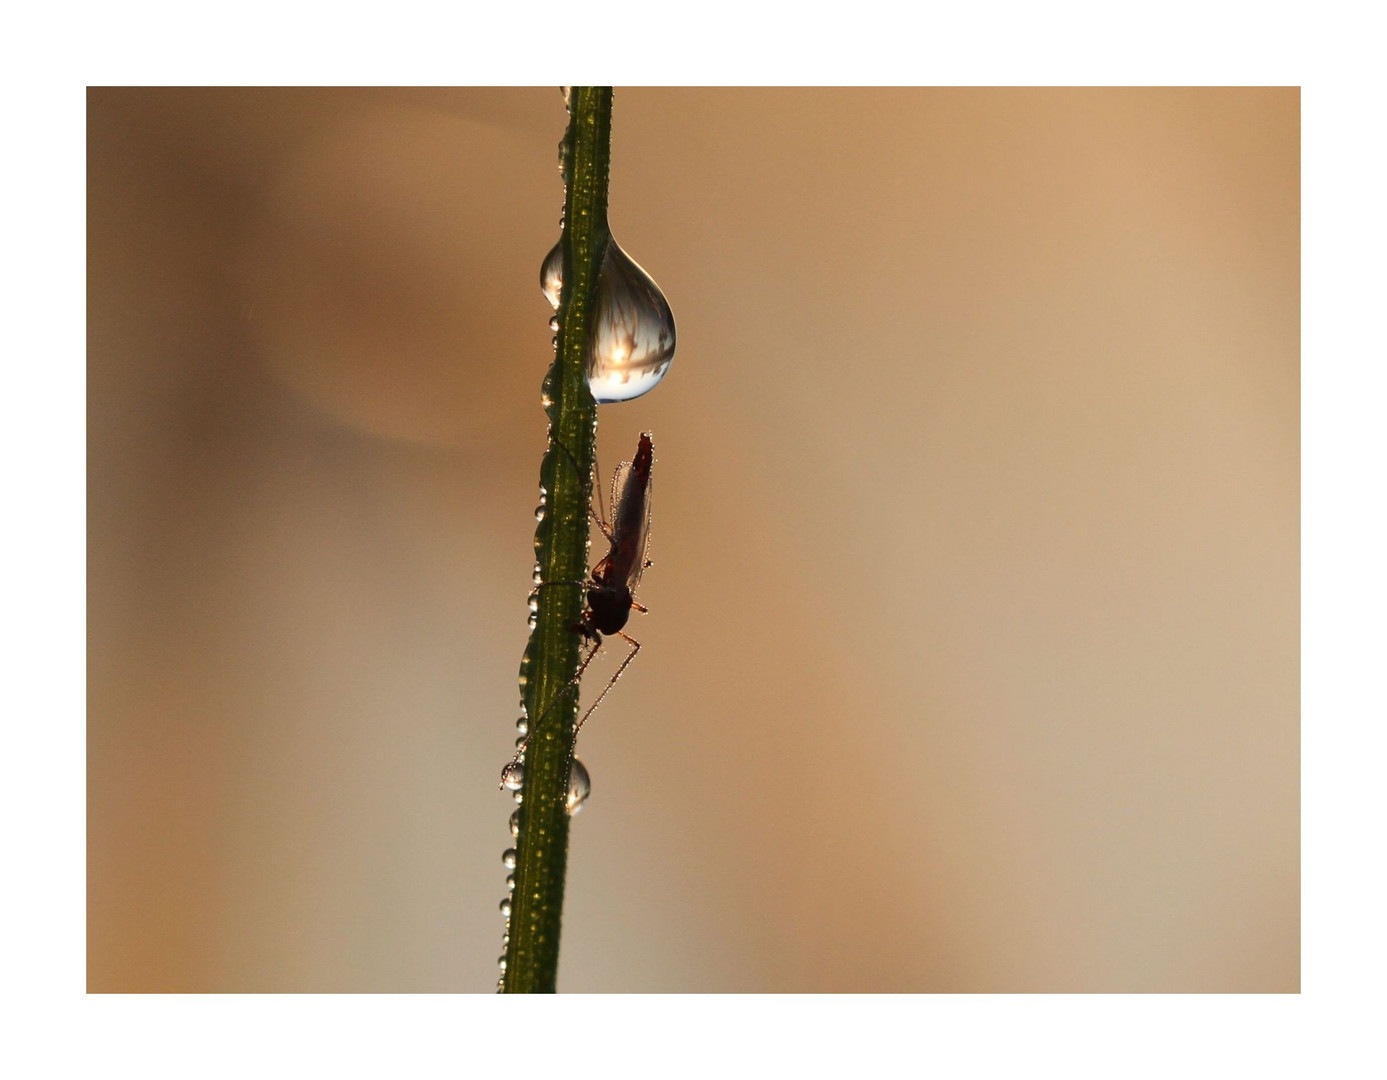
[502,848,517,870]
[548,315,561,332]
[515,717,528,735]
[565,758,592,815]
[506,874,516,891]
[538,237,676,403]
[499,897,512,917]
[540,241,563,310]
[501,761,524,791]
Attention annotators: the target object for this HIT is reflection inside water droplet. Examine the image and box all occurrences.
[540,242,563,309]
[501,761,524,791]
[502,848,517,869]
[566,758,591,815]
[509,810,521,838]
[538,237,676,403]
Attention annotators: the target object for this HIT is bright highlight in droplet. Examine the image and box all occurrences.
[538,236,676,404]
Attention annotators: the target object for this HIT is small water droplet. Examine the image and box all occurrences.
[566,758,592,815]
[509,809,522,837]
[561,86,572,109]
[538,237,676,403]
[498,955,508,970]
[515,736,527,749]
[499,897,512,917]
[502,848,517,869]
[506,874,516,891]
[548,315,561,332]
[534,505,546,522]
[501,761,524,791]
[515,717,528,734]
[540,241,563,310]
[527,611,538,629]
[512,789,524,804]
[533,564,543,585]
[501,932,509,948]
[528,592,540,613]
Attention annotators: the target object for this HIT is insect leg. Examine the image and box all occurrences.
[501,634,603,787]
[563,631,641,793]
[570,632,641,747]
[548,429,612,542]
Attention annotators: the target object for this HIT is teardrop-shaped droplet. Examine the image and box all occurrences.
[565,758,592,815]
[586,240,676,403]
[540,241,564,310]
[537,237,677,403]
[501,761,524,791]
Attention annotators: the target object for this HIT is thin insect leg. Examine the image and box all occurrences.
[564,631,641,788]
[591,441,608,536]
[571,632,641,746]
[548,429,611,541]
[502,636,603,786]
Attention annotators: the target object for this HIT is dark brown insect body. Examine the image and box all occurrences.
[502,432,653,788]
[581,431,653,639]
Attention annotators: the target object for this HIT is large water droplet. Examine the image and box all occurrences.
[501,761,524,791]
[566,758,591,815]
[538,238,676,404]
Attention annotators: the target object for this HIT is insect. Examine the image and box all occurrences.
[502,432,654,787]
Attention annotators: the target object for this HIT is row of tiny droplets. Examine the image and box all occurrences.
[498,86,575,991]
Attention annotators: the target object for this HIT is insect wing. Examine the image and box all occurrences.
[607,438,653,591]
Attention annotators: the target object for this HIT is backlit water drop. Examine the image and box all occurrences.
[565,758,591,815]
[540,242,563,309]
[538,237,676,403]
[501,761,524,791]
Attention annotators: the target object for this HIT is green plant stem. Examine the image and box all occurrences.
[501,86,613,994]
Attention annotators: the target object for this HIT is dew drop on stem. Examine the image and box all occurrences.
[539,237,676,403]
[565,758,591,815]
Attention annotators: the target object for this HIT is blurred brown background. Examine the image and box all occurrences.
[87,87,1299,993]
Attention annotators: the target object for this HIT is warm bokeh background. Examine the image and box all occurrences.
[88,87,1299,993]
